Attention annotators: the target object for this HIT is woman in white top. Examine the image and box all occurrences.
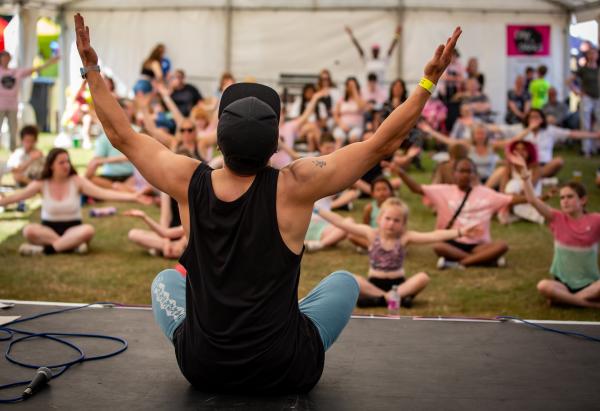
[0,148,148,256]
[333,77,367,149]
[316,69,341,131]
[522,109,600,178]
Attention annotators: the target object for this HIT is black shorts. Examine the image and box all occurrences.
[553,277,592,294]
[99,174,132,182]
[446,239,478,254]
[42,220,83,236]
[368,276,406,292]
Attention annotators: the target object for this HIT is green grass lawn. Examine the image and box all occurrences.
[1,134,599,321]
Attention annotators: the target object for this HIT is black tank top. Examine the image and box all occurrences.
[169,196,181,228]
[176,163,324,393]
[170,145,203,228]
[140,66,155,78]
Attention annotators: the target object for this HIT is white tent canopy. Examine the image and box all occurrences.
[2,0,600,123]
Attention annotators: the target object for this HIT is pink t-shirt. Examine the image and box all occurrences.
[270,120,299,169]
[337,100,364,128]
[0,67,28,111]
[362,86,387,108]
[549,210,600,248]
[422,184,513,244]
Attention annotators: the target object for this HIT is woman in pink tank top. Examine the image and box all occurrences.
[332,77,367,149]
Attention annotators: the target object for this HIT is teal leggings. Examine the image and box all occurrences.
[151,270,359,351]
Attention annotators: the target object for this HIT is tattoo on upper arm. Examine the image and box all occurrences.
[313,160,326,168]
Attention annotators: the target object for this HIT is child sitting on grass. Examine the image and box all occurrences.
[510,153,600,308]
[123,209,187,259]
[363,177,395,227]
[349,176,395,250]
[314,197,479,308]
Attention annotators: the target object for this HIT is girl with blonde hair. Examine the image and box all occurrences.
[314,197,479,308]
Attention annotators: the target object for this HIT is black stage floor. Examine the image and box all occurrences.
[1,303,599,410]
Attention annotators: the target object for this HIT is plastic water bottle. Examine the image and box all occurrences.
[72,135,82,148]
[387,285,401,316]
[89,206,117,217]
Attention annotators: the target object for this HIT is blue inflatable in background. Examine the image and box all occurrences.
[161,57,171,76]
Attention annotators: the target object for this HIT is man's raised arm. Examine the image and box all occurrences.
[284,27,461,204]
[344,26,365,57]
[74,13,197,203]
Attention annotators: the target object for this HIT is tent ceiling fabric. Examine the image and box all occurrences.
[0,0,596,12]
[0,0,597,21]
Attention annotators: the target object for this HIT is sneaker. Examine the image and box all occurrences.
[541,177,559,187]
[437,256,464,270]
[148,248,161,257]
[496,256,506,267]
[75,243,88,254]
[357,296,387,308]
[19,243,44,256]
[16,201,26,212]
[401,295,414,308]
[355,246,368,254]
[304,240,324,252]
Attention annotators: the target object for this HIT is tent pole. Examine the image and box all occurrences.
[563,12,571,102]
[57,8,68,132]
[16,3,25,68]
[396,0,404,81]
[225,0,232,73]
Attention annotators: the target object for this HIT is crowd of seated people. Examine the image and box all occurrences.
[0,30,598,311]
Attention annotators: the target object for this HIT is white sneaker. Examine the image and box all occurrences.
[304,240,324,252]
[497,256,506,267]
[148,248,160,257]
[19,243,44,256]
[75,243,88,254]
[541,177,559,186]
[437,256,465,270]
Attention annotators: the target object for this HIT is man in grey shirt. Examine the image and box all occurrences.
[568,47,600,156]
[543,87,569,126]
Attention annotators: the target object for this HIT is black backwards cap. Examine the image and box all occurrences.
[217,83,281,176]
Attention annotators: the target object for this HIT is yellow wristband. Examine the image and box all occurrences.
[418,77,436,94]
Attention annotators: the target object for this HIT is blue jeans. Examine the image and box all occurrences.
[151,269,358,351]
[580,94,600,155]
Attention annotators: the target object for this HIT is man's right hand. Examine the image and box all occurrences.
[423,27,462,84]
[75,13,98,67]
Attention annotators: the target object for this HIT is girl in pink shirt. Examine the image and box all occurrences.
[511,153,600,308]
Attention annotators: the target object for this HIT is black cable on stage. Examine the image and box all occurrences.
[0,302,128,404]
[497,315,600,343]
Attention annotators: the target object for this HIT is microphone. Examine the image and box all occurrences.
[22,367,52,398]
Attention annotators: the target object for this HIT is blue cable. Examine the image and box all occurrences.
[497,315,600,343]
[0,302,128,404]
